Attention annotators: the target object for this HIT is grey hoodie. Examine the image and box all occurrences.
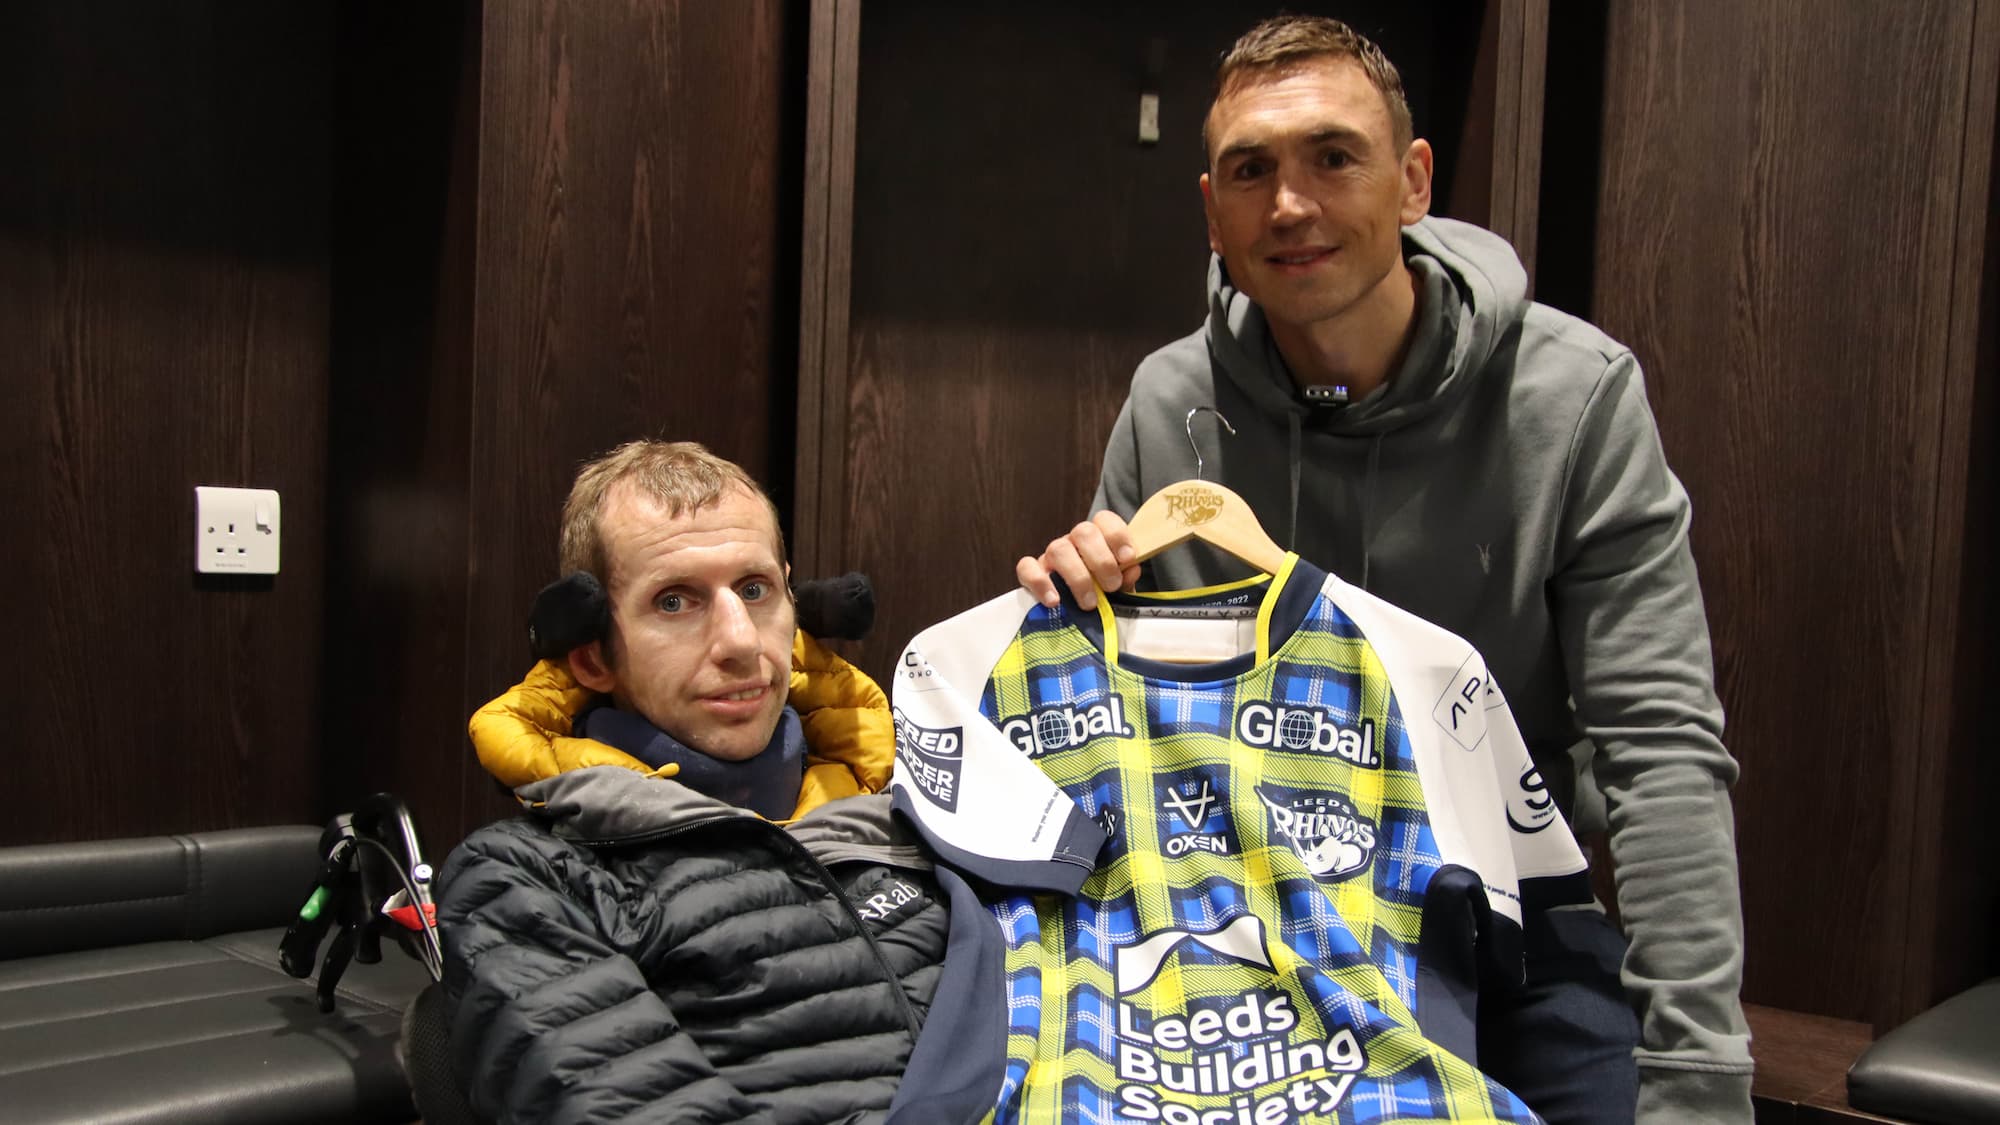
[1093,216,1752,1123]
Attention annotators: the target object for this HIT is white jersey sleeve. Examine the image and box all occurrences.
[888,591,1108,893]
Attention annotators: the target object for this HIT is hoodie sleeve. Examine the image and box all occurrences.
[438,825,776,1125]
[1551,353,1753,1122]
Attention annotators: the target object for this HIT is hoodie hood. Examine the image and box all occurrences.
[1206,215,1530,438]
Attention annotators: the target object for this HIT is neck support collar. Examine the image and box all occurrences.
[575,704,807,820]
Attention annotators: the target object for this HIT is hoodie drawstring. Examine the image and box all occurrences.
[1290,417,1381,590]
[1360,435,1382,591]
[1286,412,1303,551]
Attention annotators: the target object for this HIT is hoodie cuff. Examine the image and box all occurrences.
[1636,1060,1753,1125]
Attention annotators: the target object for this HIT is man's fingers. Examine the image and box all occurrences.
[1041,535,1098,609]
[1091,510,1136,567]
[1068,521,1129,598]
[1015,554,1059,608]
[1021,514,1143,613]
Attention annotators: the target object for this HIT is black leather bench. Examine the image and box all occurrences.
[1848,978,2000,1125]
[0,826,432,1123]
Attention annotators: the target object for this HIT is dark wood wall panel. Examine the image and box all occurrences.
[1905,0,2000,1020]
[459,0,802,842]
[321,1,483,847]
[832,2,1522,683]
[1589,1,1992,1027]
[0,4,334,845]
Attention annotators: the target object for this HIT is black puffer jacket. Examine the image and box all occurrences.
[440,765,948,1124]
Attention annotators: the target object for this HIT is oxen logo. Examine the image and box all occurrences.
[1258,786,1377,881]
[1506,762,1557,834]
[1159,778,1232,858]
[891,708,962,812]
[1163,779,1217,829]
[1163,485,1225,527]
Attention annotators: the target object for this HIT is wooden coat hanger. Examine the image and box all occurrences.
[1123,408,1288,577]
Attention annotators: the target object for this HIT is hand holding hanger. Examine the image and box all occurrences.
[1017,407,1284,609]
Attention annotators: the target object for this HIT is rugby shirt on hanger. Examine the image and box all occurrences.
[885,554,1591,1125]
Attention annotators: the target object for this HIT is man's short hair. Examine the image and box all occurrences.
[1205,15,1414,162]
[558,440,787,587]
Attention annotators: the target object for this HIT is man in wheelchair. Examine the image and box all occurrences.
[434,440,947,1123]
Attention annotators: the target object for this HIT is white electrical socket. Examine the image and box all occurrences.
[195,486,281,574]
[1138,92,1161,144]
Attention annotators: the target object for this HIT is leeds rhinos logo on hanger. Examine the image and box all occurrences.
[891,708,961,812]
[1257,785,1377,881]
[1163,484,1225,527]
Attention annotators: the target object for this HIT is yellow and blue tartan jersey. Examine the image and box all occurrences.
[886,556,1589,1125]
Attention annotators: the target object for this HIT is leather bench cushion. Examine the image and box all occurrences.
[1848,977,2000,1125]
[0,925,432,1124]
[0,827,322,958]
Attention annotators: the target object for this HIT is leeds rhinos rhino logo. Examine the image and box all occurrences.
[1257,786,1377,881]
[1163,485,1225,527]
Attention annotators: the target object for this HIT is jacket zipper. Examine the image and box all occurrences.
[771,831,926,1039]
[577,816,926,1039]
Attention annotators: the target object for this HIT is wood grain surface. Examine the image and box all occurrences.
[0,0,802,853]
[459,1,802,840]
[1590,0,1995,1028]
[821,1,1520,683]
[321,0,483,849]
[0,3,336,844]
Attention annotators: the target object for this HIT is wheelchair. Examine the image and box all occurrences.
[280,793,481,1125]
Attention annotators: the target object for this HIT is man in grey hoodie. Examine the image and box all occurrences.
[1018,15,1751,1125]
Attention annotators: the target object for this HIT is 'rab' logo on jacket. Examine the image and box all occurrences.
[855,877,925,923]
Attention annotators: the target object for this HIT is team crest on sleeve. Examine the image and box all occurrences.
[1257,785,1378,881]
[892,708,962,812]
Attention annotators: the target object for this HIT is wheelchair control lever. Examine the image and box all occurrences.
[279,796,442,1014]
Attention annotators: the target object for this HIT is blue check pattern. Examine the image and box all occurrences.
[972,582,1543,1124]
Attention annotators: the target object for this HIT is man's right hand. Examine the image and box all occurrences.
[1015,511,1139,612]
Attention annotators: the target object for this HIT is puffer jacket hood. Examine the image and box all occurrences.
[513,765,933,869]
[467,629,894,823]
[1207,215,1531,438]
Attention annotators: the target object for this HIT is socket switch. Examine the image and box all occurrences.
[196,486,281,574]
